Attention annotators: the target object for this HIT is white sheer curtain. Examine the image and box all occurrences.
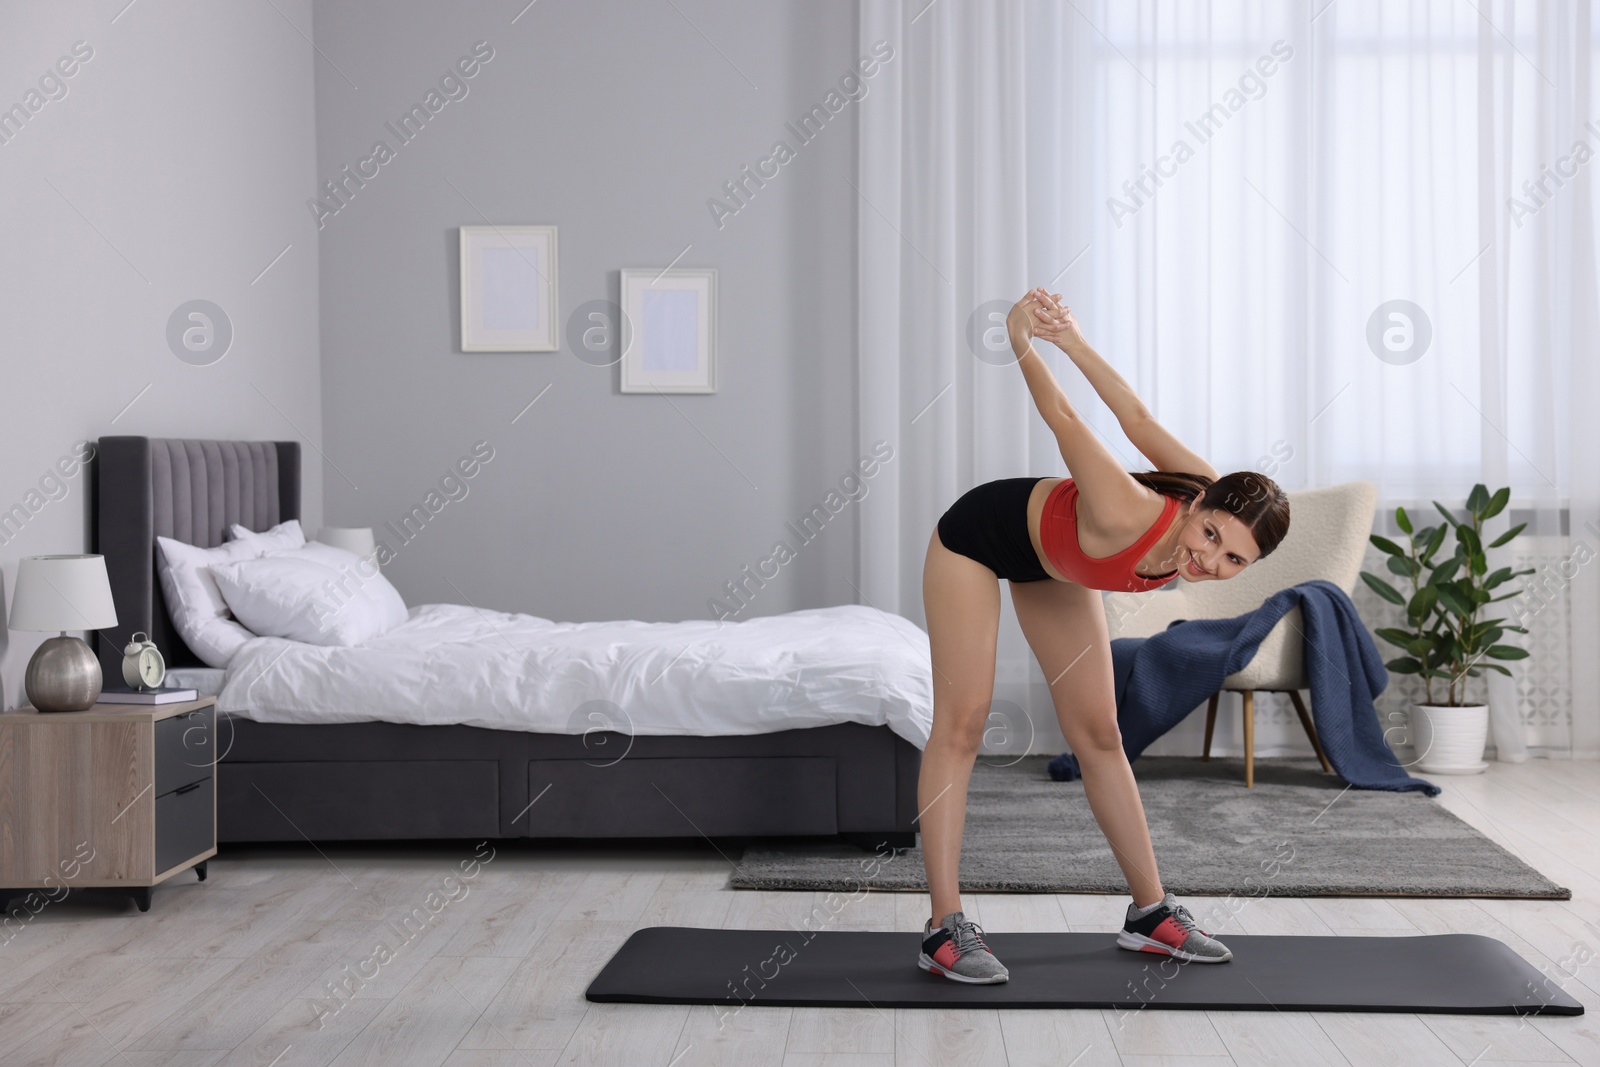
[857,1,1058,755]
[858,0,1600,759]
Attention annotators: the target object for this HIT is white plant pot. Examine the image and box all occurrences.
[1410,703,1489,774]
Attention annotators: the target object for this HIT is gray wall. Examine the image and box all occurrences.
[0,1,323,708]
[313,0,861,623]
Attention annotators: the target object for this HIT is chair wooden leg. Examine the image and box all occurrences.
[1202,693,1219,761]
[1289,690,1333,773]
[1241,690,1255,788]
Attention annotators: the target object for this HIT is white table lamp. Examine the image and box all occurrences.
[9,554,119,712]
[318,527,378,565]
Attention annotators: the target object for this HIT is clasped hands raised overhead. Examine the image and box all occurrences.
[1005,286,1086,353]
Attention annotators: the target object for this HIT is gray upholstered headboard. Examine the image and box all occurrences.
[93,437,301,676]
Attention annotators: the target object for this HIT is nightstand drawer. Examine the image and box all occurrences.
[156,706,215,795]
[155,776,214,874]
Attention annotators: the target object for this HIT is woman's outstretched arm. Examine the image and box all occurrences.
[1027,290,1219,481]
[1005,291,1152,530]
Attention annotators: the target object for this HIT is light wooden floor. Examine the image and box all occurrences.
[5,759,1600,1066]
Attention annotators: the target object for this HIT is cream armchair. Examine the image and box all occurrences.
[1102,481,1379,787]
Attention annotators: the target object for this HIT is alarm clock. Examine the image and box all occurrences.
[122,631,167,691]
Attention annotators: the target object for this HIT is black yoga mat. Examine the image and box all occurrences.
[586,927,1584,1016]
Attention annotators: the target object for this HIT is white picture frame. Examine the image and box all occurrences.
[460,225,558,351]
[620,267,716,393]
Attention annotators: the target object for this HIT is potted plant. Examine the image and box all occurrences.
[1360,484,1534,774]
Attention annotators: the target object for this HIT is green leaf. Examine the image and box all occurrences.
[1395,506,1413,534]
[1435,584,1472,616]
[1484,566,1514,589]
[1371,535,1407,557]
[1422,524,1448,563]
[1457,524,1483,558]
[1486,644,1530,660]
[1433,500,1457,526]
[1488,522,1526,548]
[1384,657,1422,675]
[1483,487,1511,519]
[1387,555,1415,578]
[1467,484,1489,517]
[1374,626,1415,648]
[1480,663,1513,676]
[1501,624,1528,633]
[1361,572,1406,605]
[1478,626,1504,646]
[1430,557,1462,584]
[1407,586,1438,622]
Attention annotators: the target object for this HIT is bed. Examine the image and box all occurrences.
[92,436,924,849]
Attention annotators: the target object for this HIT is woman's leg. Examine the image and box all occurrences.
[1008,578,1164,907]
[919,528,1002,924]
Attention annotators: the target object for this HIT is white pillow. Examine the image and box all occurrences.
[291,541,408,631]
[228,518,306,555]
[210,542,406,647]
[154,535,261,668]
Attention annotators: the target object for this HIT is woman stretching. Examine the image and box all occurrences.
[916,288,1291,983]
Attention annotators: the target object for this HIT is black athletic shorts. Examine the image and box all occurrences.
[935,477,1052,582]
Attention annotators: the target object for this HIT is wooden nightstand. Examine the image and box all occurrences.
[0,696,216,912]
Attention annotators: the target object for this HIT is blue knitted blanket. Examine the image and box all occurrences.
[1047,579,1440,796]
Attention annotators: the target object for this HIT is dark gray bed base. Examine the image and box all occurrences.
[217,716,919,846]
[93,436,920,849]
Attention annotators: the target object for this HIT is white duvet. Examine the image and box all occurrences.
[217,602,934,748]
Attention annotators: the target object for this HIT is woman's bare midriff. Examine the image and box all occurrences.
[1026,477,1179,584]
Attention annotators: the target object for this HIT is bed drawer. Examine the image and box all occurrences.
[155,706,215,795]
[527,756,836,838]
[218,761,500,841]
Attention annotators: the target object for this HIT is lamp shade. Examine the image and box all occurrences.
[318,526,377,559]
[9,554,119,632]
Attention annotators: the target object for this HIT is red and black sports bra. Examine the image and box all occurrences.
[1038,478,1180,592]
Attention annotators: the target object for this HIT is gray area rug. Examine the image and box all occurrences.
[731,756,1570,899]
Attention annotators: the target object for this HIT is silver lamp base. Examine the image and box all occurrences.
[25,635,103,713]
